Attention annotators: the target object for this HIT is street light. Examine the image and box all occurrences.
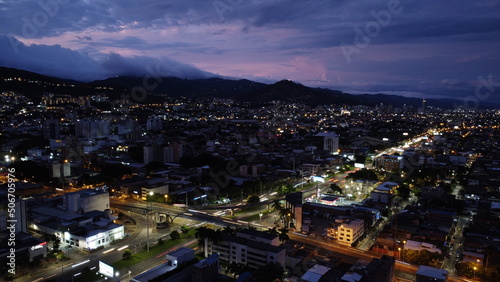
[473,266,477,279]
[147,191,153,252]
[402,240,406,262]
[259,212,263,230]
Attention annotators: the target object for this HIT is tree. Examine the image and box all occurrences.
[271,199,282,211]
[397,183,411,199]
[122,249,132,260]
[346,169,378,181]
[52,236,61,253]
[278,208,290,222]
[195,226,212,251]
[64,244,73,258]
[267,227,279,236]
[170,230,180,240]
[247,195,260,204]
[180,225,190,234]
[223,225,236,235]
[54,251,64,263]
[328,183,342,194]
[226,262,248,276]
[278,227,289,243]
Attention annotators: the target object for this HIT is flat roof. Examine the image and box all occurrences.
[222,234,285,253]
[132,263,175,282]
[416,265,448,279]
[237,228,278,241]
[167,247,194,259]
[301,264,330,282]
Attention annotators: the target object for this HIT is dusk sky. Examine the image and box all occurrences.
[1,0,499,102]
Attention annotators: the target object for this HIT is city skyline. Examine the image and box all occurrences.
[0,0,499,102]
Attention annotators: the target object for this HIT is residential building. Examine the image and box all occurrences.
[301,264,331,282]
[374,155,404,171]
[416,265,448,282]
[337,219,364,246]
[204,229,285,269]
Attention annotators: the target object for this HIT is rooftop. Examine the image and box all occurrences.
[237,228,279,241]
[416,265,448,280]
[301,264,331,282]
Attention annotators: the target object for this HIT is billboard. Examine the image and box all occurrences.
[99,261,114,277]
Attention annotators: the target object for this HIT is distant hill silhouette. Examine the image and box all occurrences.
[0,66,497,109]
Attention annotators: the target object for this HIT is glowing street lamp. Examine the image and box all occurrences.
[147,191,154,252]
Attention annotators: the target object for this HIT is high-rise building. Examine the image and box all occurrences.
[315,132,339,154]
[144,143,160,164]
[146,118,163,131]
[75,119,110,138]
[43,119,61,139]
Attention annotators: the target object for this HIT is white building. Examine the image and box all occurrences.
[52,162,71,178]
[405,240,441,254]
[316,132,339,155]
[204,229,285,269]
[75,119,110,138]
[337,219,364,246]
[29,206,124,250]
[64,189,110,214]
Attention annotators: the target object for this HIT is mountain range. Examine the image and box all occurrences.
[0,66,493,109]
